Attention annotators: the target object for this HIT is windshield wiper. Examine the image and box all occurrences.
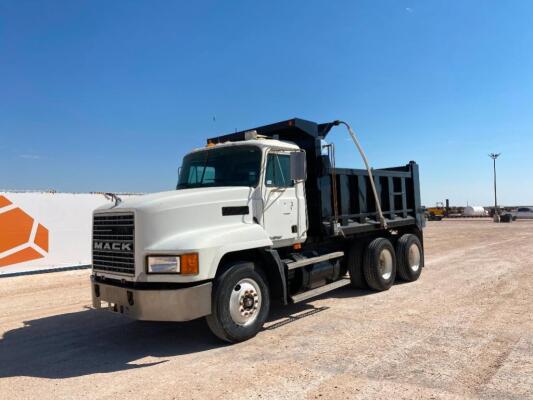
[199,151,209,184]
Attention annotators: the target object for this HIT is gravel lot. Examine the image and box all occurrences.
[1,220,532,400]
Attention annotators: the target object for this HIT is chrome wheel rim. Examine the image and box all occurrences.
[229,278,262,326]
[408,243,421,272]
[378,248,393,280]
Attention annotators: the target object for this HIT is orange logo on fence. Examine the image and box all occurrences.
[0,195,49,267]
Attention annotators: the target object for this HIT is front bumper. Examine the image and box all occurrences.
[91,277,212,322]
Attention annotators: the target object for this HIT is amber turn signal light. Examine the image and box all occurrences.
[180,253,199,275]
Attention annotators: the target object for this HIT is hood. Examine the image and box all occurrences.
[94,186,257,251]
[95,187,254,213]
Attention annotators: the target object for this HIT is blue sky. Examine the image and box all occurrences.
[1,1,532,206]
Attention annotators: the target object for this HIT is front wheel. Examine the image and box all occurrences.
[206,262,270,343]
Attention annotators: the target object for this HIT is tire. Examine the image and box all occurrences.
[363,238,396,291]
[395,234,423,282]
[347,242,367,289]
[206,262,270,343]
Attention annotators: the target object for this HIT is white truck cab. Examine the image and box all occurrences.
[91,118,425,342]
[92,137,307,327]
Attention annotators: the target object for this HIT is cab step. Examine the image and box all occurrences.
[289,278,351,304]
[285,251,344,270]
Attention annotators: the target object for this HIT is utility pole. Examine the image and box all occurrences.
[489,153,500,221]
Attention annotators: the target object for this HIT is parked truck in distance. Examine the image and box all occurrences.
[512,207,533,220]
[91,118,425,342]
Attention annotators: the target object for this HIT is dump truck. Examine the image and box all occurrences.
[91,118,425,342]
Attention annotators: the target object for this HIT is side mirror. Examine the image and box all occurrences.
[290,152,306,181]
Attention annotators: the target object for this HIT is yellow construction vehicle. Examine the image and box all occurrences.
[425,201,448,221]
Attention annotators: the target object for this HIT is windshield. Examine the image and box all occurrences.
[177,145,262,189]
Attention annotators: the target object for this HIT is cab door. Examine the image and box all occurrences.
[262,152,306,247]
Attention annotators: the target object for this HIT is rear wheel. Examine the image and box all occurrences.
[347,242,367,289]
[363,238,396,291]
[206,262,270,343]
[395,234,423,282]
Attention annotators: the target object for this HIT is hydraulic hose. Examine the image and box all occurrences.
[333,120,387,229]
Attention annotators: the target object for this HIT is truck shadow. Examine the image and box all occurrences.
[0,287,373,380]
[0,308,220,379]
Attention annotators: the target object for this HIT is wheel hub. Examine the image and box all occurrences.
[408,243,421,272]
[378,249,393,280]
[229,279,262,326]
[242,295,254,310]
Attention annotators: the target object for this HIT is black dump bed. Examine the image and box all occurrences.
[208,118,424,239]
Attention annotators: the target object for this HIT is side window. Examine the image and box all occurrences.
[265,154,293,187]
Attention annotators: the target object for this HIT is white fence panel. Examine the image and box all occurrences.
[0,192,141,276]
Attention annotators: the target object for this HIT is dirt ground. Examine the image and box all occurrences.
[1,220,532,400]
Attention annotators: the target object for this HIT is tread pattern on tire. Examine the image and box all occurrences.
[363,237,396,291]
[347,242,367,289]
[395,234,423,282]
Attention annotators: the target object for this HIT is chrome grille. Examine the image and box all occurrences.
[92,213,135,275]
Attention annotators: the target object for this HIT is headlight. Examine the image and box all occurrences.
[147,256,180,274]
[146,253,199,275]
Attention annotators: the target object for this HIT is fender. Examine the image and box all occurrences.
[259,248,288,305]
[146,223,288,304]
[147,223,273,281]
